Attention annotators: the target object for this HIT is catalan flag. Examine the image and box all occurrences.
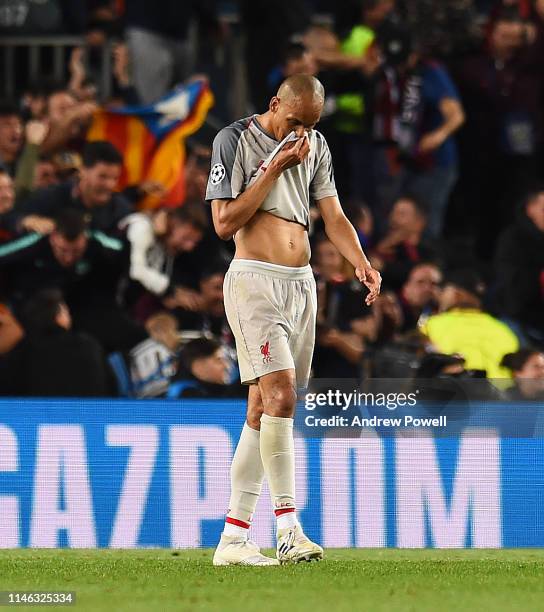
[87,79,214,210]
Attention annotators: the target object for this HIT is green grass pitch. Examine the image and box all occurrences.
[1,549,544,612]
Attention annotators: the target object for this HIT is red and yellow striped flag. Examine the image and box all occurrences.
[87,79,214,209]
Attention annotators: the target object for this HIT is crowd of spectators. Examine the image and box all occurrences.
[1,0,544,401]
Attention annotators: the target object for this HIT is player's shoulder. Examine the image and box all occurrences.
[213,116,253,149]
[312,129,330,150]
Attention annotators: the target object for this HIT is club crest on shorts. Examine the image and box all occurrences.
[210,163,226,185]
[260,341,272,363]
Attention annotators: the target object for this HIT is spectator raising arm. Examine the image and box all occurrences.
[14,120,49,197]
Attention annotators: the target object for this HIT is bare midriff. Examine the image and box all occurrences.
[233,210,310,267]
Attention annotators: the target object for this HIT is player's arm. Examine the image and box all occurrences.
[210,165,282,240]
[317,195,381,305]
[211,138,309,240]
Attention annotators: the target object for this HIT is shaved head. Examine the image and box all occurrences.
[263,74,326,141]
[277,74,325,105]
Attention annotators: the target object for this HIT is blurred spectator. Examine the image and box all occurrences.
[421,269,519,378]
[0,289,113,397]
[0,101,24,177]
[110,43,141,106]
[332,0,394,201]
[41,87,97,155]
[66,43,138,108]
[184,141,212,202]
[13,119,50,197]
[344,201,375,250]
[312,236,367,378]
[113,312,180,398]
[398,261,442,331]
[0,208,118,304]
[372,22,465,236]
[121,204,208,309]
[175,337,243,398]
[125,0,218,104]
[494,187,544,345]
[268,42,319,98]
[174,261,233,348]
[372,195,440,290]
[0,168,55,240]
[145,311,181,353]
[17,140,131,236]
[67,47,98,103]
[0,209,144,352]
[456,9,544,255]
[31,156,59,190]
[501,348,544,400]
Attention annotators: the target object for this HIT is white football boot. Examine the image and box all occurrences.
[276,524,323,564]
[213,534,280,566]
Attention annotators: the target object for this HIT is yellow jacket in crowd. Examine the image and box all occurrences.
[421,308,520,379]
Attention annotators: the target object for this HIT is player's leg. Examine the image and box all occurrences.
[258,368,323,563]
[219,261,319,562]
[225,384,265,533]
[213,386,278,566]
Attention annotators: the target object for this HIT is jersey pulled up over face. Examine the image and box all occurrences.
[205,115,337,229]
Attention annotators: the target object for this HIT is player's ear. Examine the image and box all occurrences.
[269,96,280,113]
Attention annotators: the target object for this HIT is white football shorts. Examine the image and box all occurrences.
[223,258,316,389]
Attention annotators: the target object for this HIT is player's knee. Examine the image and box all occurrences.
[264,382,297,418]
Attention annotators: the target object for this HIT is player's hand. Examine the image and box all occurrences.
[355,263,382,306]
[269,136,310,174]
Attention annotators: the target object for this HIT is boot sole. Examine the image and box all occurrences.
[279,550,324,564]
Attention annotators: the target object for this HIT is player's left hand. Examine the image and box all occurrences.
[355,264,382,306]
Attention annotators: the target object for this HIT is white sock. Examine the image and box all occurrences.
[224,423,264,539]
[260,414,297,520]
[276,510,299,530]
[223,521,250,538]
